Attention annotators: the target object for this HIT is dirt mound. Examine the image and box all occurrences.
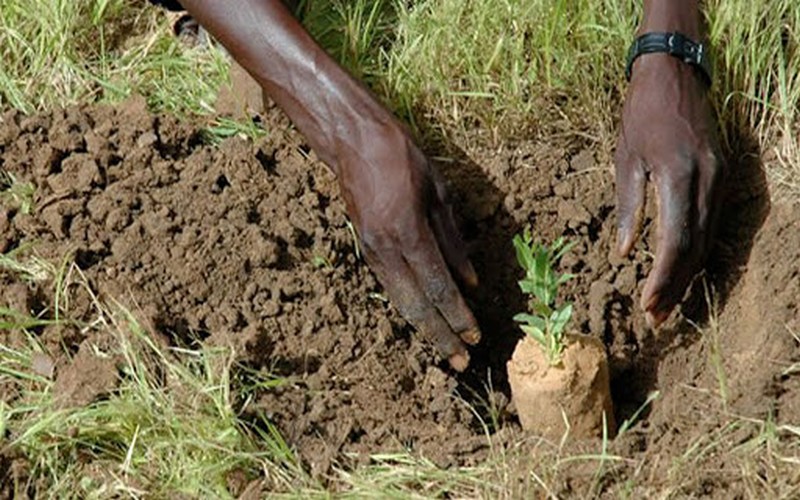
[1,103,797,489]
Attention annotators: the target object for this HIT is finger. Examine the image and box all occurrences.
[641,154,698,327]
[361,240,470,370]
[430,200,479,288]
[614,140,647,256]
[696,148,724,257]
[429,170,478,288]
[403,219,481,347]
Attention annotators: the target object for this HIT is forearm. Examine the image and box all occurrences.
[178,0,399,175]
[640,0,703,38]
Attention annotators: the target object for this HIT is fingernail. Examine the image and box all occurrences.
[459,327,481,346]
[462,261,479,288]
[643,292,671,328]
[617,228,631,256]
[448,351,470,372]
[645,309,670,329]
[641,290,660,313]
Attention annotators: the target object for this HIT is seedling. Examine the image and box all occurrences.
[512,228,575,365]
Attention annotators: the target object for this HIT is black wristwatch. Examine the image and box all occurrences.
[625,32,712,84]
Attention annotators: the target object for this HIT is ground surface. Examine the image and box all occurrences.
[1,102,798,495]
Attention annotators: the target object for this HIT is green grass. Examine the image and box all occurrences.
[0,0,226,115]
[0,256,307,497]
[383,0,635,142]
[0,171,35,215]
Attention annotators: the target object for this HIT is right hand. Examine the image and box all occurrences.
[337,122,481,371]
[615,53,724,326]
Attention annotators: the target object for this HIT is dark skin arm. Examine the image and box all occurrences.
[616,0,724,326]
[178,0,481,370]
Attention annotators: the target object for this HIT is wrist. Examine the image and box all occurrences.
[626,32,712,84]
[640,0,703,39]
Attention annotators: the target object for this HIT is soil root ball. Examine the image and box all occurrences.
[507,333,615,440]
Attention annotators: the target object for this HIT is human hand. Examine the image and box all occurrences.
[337,122,481,370]
[615,54,724,327]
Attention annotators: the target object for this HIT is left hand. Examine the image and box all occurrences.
[614,53,725,327]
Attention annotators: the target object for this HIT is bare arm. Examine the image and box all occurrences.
[179,0,481,370]
[639,0,702,37]
[179,0,394,172]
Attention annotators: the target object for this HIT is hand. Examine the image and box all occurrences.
[614,54,724,327]
[175,0,481,369]
[337,122,481,370]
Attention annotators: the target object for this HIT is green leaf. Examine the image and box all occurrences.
[549,303,573,336]
[556,272,575,286]
[513,313,547,332]
[532,302,551,318]
[519,279,537,294]
[553,239,577,262]
[520,324,546,345]
[512,234,529,270]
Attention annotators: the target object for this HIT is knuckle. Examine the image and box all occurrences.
[424,273,450,305]
[358,222,392,254]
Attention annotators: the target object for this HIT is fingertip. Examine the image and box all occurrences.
[641,290,672,328]
[459,326,481,346]
[461,260,479,288]
[617,228,634,257]
[641,286,659,313]
[645,308,671,329]
[448,350,470,372]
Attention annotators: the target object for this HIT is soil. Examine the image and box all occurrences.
[1,100,797,494]
[508,334,615,439]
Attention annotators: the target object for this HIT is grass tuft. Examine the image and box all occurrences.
[1,263,308,498]
[0,0,226,116]
[0,170,35,215]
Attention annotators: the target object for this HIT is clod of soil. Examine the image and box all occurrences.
[508,334,615,439]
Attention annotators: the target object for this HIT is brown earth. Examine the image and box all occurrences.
[1,101,797,494]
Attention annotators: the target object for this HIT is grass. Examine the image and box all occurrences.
[0,253,308,497]
[707,0,800,199]
[383,0,636,143]
[0,0,226,115]
[0,171,35,215]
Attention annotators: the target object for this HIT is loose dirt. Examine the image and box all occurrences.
[1,101,797,493]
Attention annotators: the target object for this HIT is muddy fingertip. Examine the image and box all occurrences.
[642,291,672,329]
[448,351,470,372]
[617,227,635,257]
[458,326,481,346]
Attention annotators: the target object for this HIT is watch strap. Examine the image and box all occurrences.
[625,32,712,84]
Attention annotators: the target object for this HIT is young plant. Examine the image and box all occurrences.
[512,229,575,365]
